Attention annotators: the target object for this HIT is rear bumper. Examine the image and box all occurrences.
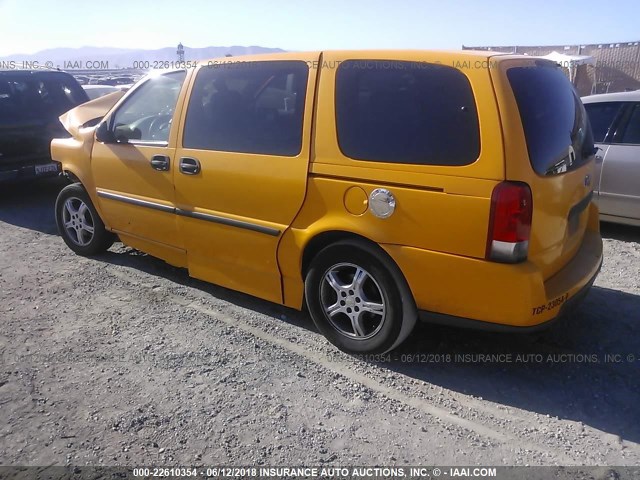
[417,256,600,332]
[0,161,61,183]
[381,225,603,330]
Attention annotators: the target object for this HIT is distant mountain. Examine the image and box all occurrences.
[0,45,286,70]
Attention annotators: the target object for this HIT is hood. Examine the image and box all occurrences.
[59,90,126,138]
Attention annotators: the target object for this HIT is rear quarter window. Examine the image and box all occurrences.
[335,60,480,166]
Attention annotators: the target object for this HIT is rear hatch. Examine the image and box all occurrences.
[491,57,597,280]
[0,72,87,169]
[0,120,63,168]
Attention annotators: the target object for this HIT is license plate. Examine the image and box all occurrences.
[35,163,59,175]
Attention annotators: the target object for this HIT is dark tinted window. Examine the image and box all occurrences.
[0,74,88,124]
[621,104,640,144]
[335,60,480,166]
[584,102,624,142]
[508,63,595,176]
[183,61,309,156]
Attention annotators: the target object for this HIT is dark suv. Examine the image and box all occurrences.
[0,70,89,183]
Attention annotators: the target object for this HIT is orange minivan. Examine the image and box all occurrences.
[51,51,603,353]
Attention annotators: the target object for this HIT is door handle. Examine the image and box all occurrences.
[150,154,170,171]
[179,157,201,175]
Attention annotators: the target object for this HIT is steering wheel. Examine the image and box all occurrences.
[148,114,173,141]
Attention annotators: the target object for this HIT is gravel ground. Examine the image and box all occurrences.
[0,178,639,467]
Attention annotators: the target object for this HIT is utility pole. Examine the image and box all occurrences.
[177,43,185,62]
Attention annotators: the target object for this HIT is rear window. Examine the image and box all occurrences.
[507,63,595,176]
[335,60,480,166]
[0,74,88,124]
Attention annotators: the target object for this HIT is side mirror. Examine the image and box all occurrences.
[95,121,116,144]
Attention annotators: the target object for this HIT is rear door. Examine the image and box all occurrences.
[582,101,626,199]
[0,99,51,172]
[492,58,597,279]
[173,56,318,303]
[598,102,640,221]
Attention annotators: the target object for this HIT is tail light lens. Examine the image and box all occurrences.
[486,181,533,263]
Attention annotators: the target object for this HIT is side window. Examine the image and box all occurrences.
[183,61,309,156]
[335,60,480,166]
[620,104,640,145]
[584,102,624,143]
[111,71,186,143]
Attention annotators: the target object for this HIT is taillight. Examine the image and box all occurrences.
[486,181,533,263]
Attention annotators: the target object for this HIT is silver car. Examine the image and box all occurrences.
[582,90,640,226]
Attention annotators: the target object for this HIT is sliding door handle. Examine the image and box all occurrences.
[179,157,201,175]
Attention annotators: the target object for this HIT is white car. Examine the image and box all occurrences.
[582,90,640,226]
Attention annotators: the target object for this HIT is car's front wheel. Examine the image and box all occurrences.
[305,240,417,354]
[55,183,115,256]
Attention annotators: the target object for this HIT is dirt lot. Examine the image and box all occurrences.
[0,178,639,468]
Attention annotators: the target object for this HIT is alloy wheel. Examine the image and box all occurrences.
[62,197,95,247]
[320,263,386,339]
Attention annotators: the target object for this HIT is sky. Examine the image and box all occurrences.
[0,0,639,56]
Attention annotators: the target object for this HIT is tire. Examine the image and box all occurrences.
[55,183,115,256]
[305,240,417,354]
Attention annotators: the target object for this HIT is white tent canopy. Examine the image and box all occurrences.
[540,51,596,86]
[541,51,596,67]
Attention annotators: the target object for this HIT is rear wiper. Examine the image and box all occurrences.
[545,158,568,176]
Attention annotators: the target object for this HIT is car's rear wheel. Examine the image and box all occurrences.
[55,183,115,256]
[305,240,417,354]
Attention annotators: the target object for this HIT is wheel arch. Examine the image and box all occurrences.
[54,182,115,256]
[280,227,416,309]
[301,230,376,278]
[300,229,419,353]
[59,167,111,230]
[62,169,82,184]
